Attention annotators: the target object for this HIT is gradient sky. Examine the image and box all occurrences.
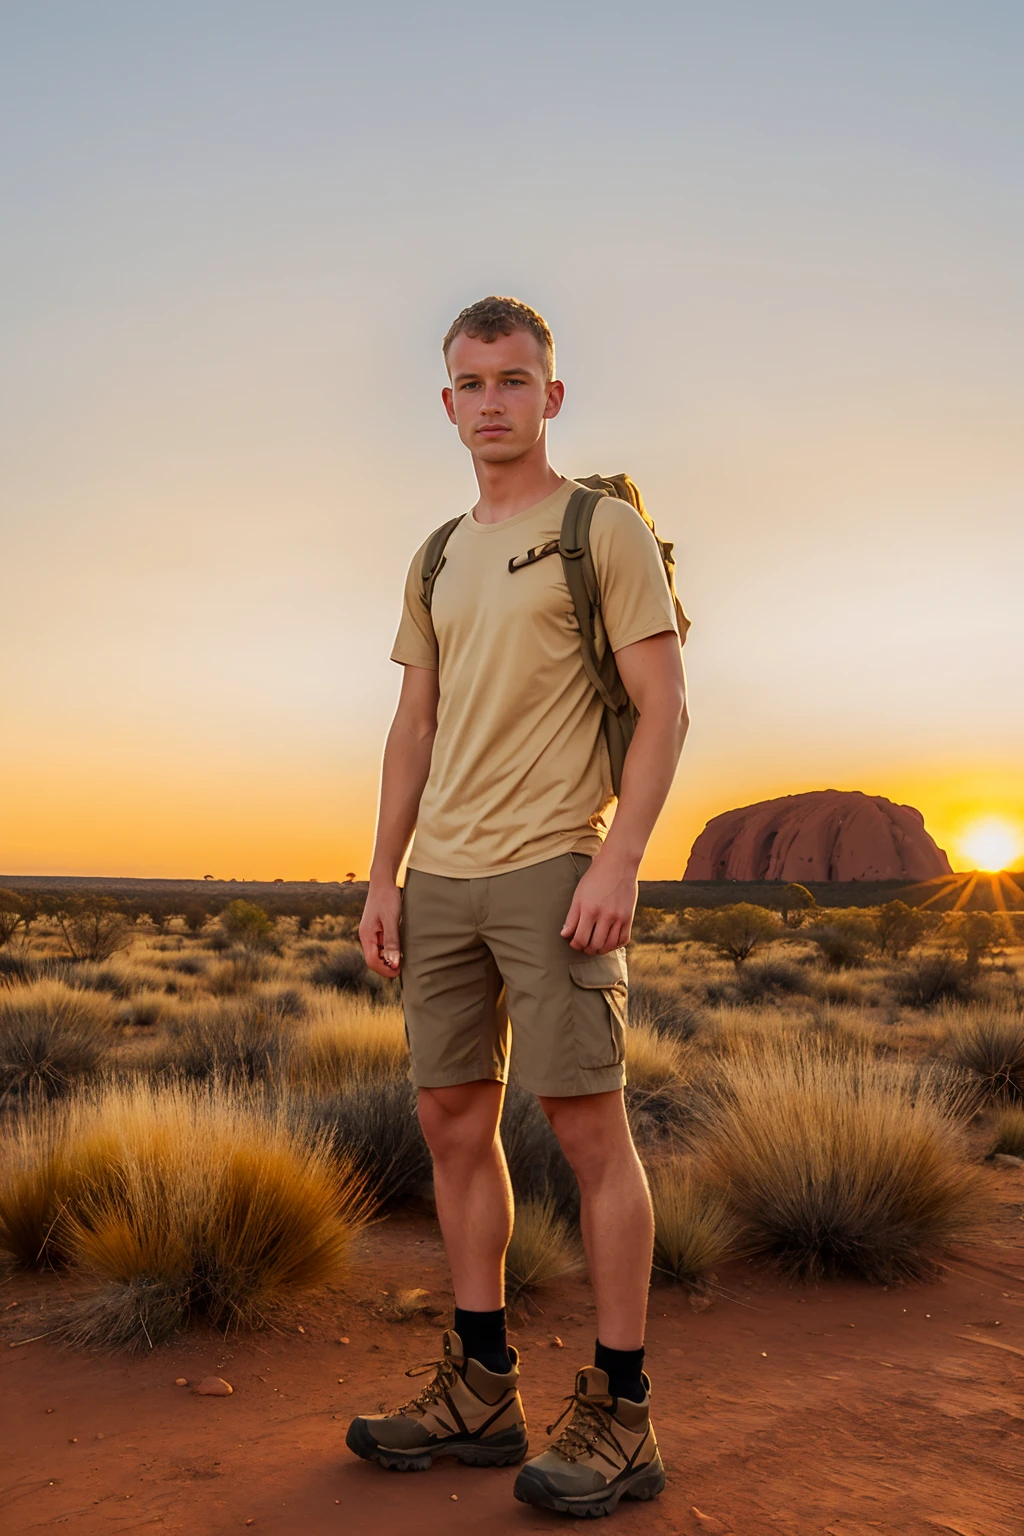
[2,2,1022,880]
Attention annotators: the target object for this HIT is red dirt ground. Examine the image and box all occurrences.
[3,1172,1023,1536]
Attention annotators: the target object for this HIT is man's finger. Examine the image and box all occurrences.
[561,895,581,940]
[569,908,597,952]
[380,913,401,972]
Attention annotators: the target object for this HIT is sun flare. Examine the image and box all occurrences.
[958,817,1023,872]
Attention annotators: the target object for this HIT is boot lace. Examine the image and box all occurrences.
[546,1389,622,1466]
[388,1355,459,1419]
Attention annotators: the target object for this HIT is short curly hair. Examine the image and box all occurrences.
[443,295,555,379]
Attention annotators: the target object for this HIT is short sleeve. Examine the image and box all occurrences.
[390,539,439,669]
[588,499,679,653]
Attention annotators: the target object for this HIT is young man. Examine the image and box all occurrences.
[348,296,688,1517]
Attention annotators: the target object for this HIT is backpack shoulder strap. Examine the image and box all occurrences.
[559,487,625,712]
[420,514,466,611]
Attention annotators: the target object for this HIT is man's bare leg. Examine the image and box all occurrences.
[539,1089,653,1349]
[417,1080,512,1310]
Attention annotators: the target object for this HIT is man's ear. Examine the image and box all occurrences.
[441,385,457,424]
[543,379,565,421]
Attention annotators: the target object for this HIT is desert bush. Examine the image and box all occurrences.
[687,904,778,965]
[219,899,275,951]
[117,993,166,1029]
[505,1195,584,1302]
[289,997,408,1092]
[733,958,812,1005]
[624,1022,694,1130]
[812,972,872,1007]
[628,979,705,1039]
[307,1077,432,1208]
[0,889,28,947]
[773,883,817,928]
[206,950,275,993]
[990,1106,1024,1158]
[0,981,116,1102]
[874,900,928,959]
[158,994,294,1082]
[694,1036,981,1283]
[55,897,133,963]
[895,953,976,1009]
[806,912,875,970]
[649,1160,744,1286]
[0,951,36,985]
[308,942,386,1000]
[943,911,1013,976]
[631,908,684,944]
[946,1008,1024,1103]
[9,1081,370,1350]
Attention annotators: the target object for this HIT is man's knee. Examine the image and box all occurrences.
[417,1081,503,1162]
[540,1092,627,1184]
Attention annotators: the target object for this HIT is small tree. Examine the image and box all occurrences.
[945,911,1011,976]
[687,904,778,965]
[219,899,274,951]
[0,889,27,948]
[775,883,817,929]
[874,900,928,959]
[57,897,132,962]
[806,910,876,970]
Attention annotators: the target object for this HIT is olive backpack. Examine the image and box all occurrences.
[419,474,689,795]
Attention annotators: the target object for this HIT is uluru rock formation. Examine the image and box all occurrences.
[684,790,953,883]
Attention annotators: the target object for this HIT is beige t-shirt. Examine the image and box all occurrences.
[391,478,679,879]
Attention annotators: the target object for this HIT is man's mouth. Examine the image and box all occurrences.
[477,425,510,436]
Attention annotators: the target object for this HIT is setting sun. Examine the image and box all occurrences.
[958,816,1024,872]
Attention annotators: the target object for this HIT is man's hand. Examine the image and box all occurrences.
[561,853,639,955]
[359,881,403,977]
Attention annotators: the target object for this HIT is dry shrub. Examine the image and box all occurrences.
[308,942,387,1001]
[946,1008,1024,1103]
[0,981,116,1102]
[306,1076,432,1209]
[695,1036,982,1283]
[158,992,296,1081]
[895,953,976,1009]
[649,1160,744,1286]
[505,1195,584,1301]
[628,979,705,1039]
[289,996,408,1091]
[732,958,812,1006]
[625,1022,694,1130]
[0,1080,368,1350]
[990,1105,1024,1158]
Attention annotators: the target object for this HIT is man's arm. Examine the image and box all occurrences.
[358,664,439,977]
[562,631,688,955]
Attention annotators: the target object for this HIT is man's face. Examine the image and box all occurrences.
[442,329,564,462]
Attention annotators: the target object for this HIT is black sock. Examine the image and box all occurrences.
[594,1339,646,1404]
[453,1307,512,1375]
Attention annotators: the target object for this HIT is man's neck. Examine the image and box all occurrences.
[471,441,564,526]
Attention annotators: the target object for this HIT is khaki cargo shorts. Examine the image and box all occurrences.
[400,852,628,1098]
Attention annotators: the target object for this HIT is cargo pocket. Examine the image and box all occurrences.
[567,947,629,1069]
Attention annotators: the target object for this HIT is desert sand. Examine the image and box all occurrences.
[4,1186,1023,1536]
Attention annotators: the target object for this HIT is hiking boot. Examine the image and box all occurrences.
[345,1328,528,1472]
[513,1366,665,1517]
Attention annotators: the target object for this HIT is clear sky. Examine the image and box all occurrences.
[2,2,1022,879]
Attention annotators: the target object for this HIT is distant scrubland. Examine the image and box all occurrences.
[0,883,1021,1352]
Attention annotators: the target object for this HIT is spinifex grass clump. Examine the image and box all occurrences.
[505,1195,584,1303]
[0,1081,369,1350]
[289,995,409,1091]
[695,1036,981,1283]
[649,1160,744,1287]
[946,1008,1024,1103]
[308,1076,432,1209]
[990,1105,1024,1158]
[0,980,116,1103]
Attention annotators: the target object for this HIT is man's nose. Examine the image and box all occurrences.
[480,386,505,413]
